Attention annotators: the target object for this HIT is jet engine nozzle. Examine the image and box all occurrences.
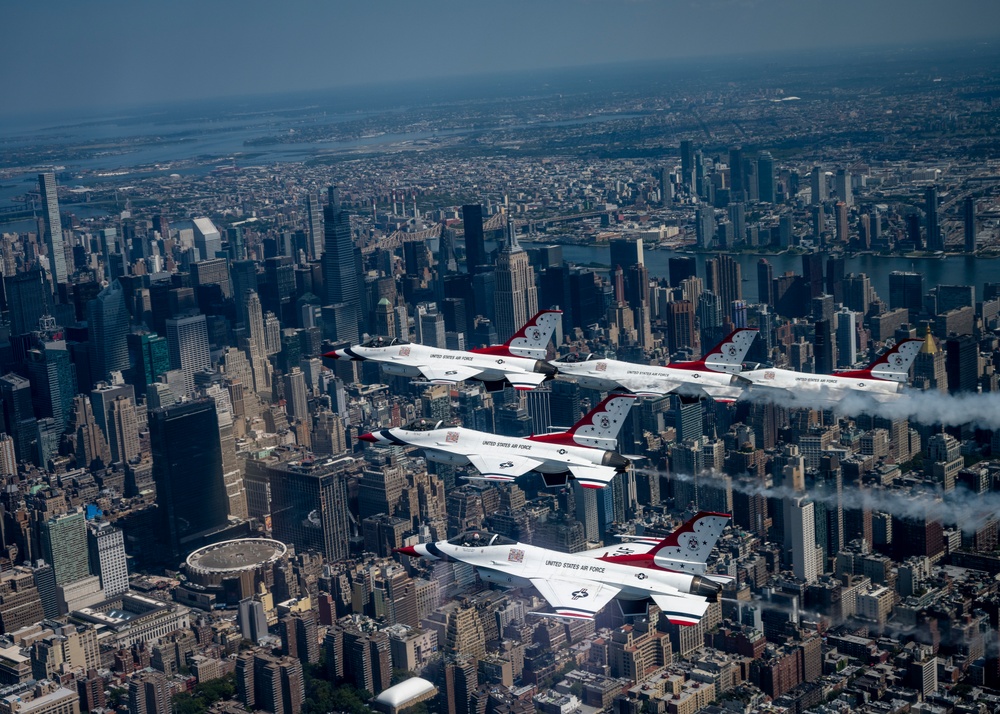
[690,575,722,600]
[602,451,631,472]
[534,360,558,378]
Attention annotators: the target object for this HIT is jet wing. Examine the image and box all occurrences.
[530,577,620,620]
[699,384,745,403]
[566,463,618,489]
[465,453,544,482]
[577,538,663,559]
[613,376,683,398]
[505,372,548,391]
[416,364,485,385]
[650,591,711,626]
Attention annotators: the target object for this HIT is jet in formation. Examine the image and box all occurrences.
[396,511,731,625]
[325,310,561,392]
[741,338,924,405]
[359,394,637,489]
[552,328,757,402]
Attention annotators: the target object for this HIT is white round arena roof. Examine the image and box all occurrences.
[373,678,436,708]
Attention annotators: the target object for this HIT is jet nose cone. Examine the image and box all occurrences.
[535,360,558,378]
[358,432,378,443]
[323,350,340,360]
[393,546,420,557]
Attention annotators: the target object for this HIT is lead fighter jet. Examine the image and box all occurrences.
[552,329,757,402]
[396,511,731,625]
[359,394,637,489]
[325,310,561,392]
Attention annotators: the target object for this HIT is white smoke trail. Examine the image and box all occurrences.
[741,386,1000,430]
[637,468,1000,534]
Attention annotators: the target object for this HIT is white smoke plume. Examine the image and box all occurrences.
[637,468,1000,534]
[741,386,1000,430]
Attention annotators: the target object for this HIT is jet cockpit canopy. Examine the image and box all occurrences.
[361,336,409,348]
[403,418,443,432]
[447,530,516,548]
[559,352,595,363]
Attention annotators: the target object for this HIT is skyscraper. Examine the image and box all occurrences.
[462,204,488,274]
[836,308,857,369]
[757,151,775,203]
[680,140,694,191]
[40,510,90,586]
[306,190,324,260]
[192,217,222,262]
[810,166,826,205]
[964,196,977,253]
[283,368,309,423]
[270,458,351,562]
[705,253,742,310]
[493,216,538,342]
[107,395,140,464]
[757,259,774,306]
[888,271,924,312]
[150,399,229,558]
[38,173,68,291]
[834,168,852,206]
[1,373,36,464]
[245,290,272,396]
[25,341,76,429]
[87,280,130,383]
[321,187,361,340]
[165,314,211,396]
[790,498,821,584]
[4,269,50,336]
[925,185,942,251]
[126,333,170,397]
[87,521,128,598]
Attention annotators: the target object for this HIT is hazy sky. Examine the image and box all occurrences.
[3,0,1000,117]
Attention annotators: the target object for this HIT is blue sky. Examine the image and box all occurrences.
[3,0,999,116]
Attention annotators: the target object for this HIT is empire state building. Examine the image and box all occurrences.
[494,215,538,342]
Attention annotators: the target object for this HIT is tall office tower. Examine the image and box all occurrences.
[842,273,873,314]
[192,217,221,261]
[888,271,924,312]
[696,206,715,248]
[191,258,232,299]
[199,382,247,519]
[128,670,170,714]
[964,197,977,253]
[40,510,90,586]
[945,335,979,393]
[836,309,857,368]
[306,191,324,260]
[834,169,852,206]
[667,257,695,289]
[165,314,210,396]
[697,291,724,348]
[226,226,247,262]
[825,256,845,304]
[810,166,826,205]
[321,187,361,339]
[729,203,746,245]
[418,307,446,348]
[87,280,130,383]
[283,368,309,423]
[756,151,775,203]
[493,216,538,343]
[86,521,128,597]
[270,458,350,562]
[106,395,140,464]
[461,204,488,274]
[925,185,942,251]
[231,260,258,330]
[665,300,697,355]
[814,320,835,374]
[373,298,395,338]
[0,373,36,464]
[25,341,76,428]
[659,166,673,207]
[4,269,51,336]
[38,173,68,291]
[790,498,821,584]
[0,434,15,477]
[680,140,695,191]
[705,253,742,310]
[728,147,745,199]
[126,333,170,397]
[609,237,644,272]
[834,202,848,244]
[912,334,947,392]
[244,290,272,392]
[150,399,229,558]
[68,395,111,468]
[756,259,774,306]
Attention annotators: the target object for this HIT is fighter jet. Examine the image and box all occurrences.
[325,310,561,392]
[358,394,637,489]
[552,328,757,402]
[741,338,924,404]
[395,511,731,625]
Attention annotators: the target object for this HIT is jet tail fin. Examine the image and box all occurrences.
[527,393,637,449]
[832,338,923,383]
[670,329,758,375]
[601,512,731,574]
[470,310,562,359]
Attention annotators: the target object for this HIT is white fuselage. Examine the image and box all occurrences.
[742,367,902,397]
[378,425,608,475]
[353,343,542,382]
[556,358,739,397]
[417,540,696,602]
